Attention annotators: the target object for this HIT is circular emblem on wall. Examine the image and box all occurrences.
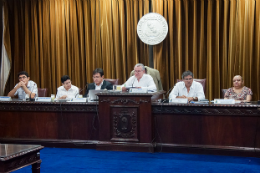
[137,13,168,45]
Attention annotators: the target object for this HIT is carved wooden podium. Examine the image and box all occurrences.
[97,92,154,152]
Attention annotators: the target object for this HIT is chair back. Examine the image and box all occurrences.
[221,89,228,98]
[104,78,119,85]
[177,78,206,94]
[38,88,48,97]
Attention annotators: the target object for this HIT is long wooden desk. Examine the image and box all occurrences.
[152,102,260,157]
[0,94,260,157]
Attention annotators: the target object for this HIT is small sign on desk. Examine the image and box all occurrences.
[35,97,52,102]
[129,88,148,93]
[0,96,11,101]
[67,98,87,102]
[214,99,235,104]
[169,98,188,103]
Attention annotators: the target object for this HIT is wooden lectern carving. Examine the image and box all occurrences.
[97,93,153,152]
[112,108,138,141]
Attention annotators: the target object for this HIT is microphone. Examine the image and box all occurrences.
[29,92,35,101]
[161,84,176,103]
[165,85,175,98]
[132,77,136,88]
[80,83,88,93]
[77,83,88,98]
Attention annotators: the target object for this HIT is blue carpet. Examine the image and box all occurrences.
[14,147,260,173]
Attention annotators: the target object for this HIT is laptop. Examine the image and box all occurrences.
[88,89,104,102]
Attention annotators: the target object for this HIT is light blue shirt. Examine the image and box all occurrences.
[14,80,38,99]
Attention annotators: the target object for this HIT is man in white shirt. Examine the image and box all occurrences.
[8,71,38,99]
[56,75,79,99]
[122,63,157,92]
[169,70,205,101]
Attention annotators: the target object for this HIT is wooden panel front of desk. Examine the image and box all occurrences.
[152,103,260,156]
[0,102,99,146]
[97,93,153,150]
[1,100,260,156]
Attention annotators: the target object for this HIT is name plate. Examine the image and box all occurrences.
[129,88,148,93]
[113,85,122,91]
[169,98,188,103]
[69,98,87,102]
[35,97,52,102]
[0,96,11,101]
[214,99,235,104]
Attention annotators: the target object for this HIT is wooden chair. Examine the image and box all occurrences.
[38,88,48,97]
[104,78,119,85]
[177,78,206,94]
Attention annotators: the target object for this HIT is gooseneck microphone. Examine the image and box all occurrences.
[131,77,136,88]
[29,92,35,101]
[165,85,175,98]
[77,83,88,98]
[160,84,176,103]
[80,83,88,93]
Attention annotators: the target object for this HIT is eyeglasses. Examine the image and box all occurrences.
[18,76,27,80]
[93,76,101,79]
[184,78,193,81]
[134,70,143,73]
[233,79,241,82]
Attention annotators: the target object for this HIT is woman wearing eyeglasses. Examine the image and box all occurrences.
[224,75,252,102]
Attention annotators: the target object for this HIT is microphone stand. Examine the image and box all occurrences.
[29,92,35,101]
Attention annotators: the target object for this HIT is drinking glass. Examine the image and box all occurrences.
[51,94,55,102]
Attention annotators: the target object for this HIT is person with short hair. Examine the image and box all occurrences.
[56,75,79,99]
[83,68,113,97]
[224,75,252,102]
[8,71,38,99]
[122,63,157,92]
[129,65,163,91]
[169,70,205,101]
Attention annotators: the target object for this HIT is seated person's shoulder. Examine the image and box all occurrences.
[71,85,79,90]
[244,86,251,90]
[226,87,233,91]
[28,80,37,86]
[193,80,203,87]
[104,80,113,89]
[144,74,153,78]
[104,80,112,85]
[176,81,184,86]
[243,86,253,93]
[57,85,64,90]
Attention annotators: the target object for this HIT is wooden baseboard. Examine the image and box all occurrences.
[1,138,260,157]
[96,141,154,153]
[155,143,260,157]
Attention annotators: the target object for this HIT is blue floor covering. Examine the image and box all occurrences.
[14,147,260,173]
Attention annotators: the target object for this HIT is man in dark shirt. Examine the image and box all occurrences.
[83,68,113,97]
